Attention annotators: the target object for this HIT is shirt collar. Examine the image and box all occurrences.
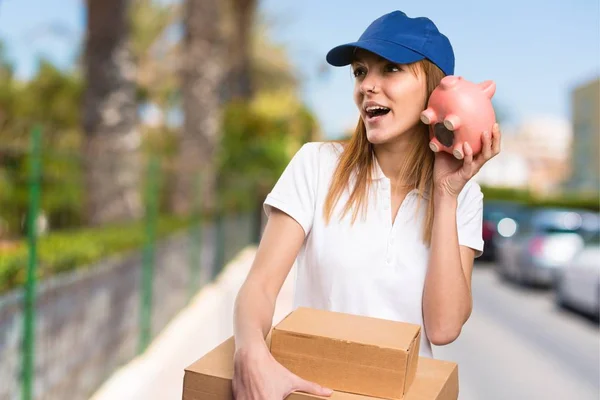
[371,153,431,200]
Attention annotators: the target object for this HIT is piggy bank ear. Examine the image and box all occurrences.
[478,80,496,99]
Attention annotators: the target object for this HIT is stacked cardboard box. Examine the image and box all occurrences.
[183,307,458,400]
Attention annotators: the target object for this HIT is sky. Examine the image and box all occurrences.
[0,0,598,138]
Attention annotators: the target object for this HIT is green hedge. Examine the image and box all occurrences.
[0,216,191,295]
[481,185,599,212]
[2,184,596,295]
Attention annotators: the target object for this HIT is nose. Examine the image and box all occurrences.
[359,73,381,94]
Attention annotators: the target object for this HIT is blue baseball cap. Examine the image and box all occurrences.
[326,11,455,76]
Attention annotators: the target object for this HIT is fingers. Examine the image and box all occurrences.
[491,122,501,154]
[479,123,501,162]
[472,123,501,170]
[292,376,334,397]
[463,142,474,165]
[459,142,476,179]
[480,130,493,161]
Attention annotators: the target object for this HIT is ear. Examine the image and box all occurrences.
[478,80,496,99]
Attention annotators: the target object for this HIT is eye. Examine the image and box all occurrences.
[352,66,366,78]
[385,63,401,73]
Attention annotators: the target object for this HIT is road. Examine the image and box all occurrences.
[433,263,600,400]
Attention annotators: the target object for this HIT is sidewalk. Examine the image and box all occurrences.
[90,246,295,400]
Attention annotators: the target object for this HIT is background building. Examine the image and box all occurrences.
[474,117,573,195]
[565,77,600,195]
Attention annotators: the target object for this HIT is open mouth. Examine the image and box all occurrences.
[365,106,391,121]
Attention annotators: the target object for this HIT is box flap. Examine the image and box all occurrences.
[274,307,420,351]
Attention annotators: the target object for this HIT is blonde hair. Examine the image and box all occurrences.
[323,59,446,246]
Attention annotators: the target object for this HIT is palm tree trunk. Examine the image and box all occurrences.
[82,0,142,225]
[171,0,225,215]
[226,0,256,100]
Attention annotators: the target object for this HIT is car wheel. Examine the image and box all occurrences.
[514,265,526,286]
[594,285,600,322]
[555,277,568,309]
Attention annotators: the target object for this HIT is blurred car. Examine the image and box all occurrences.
[495,208,600,287]
[554,232,600,319]
[480,200,528,262]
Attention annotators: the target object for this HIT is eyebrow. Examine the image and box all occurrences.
[351,56,374,65]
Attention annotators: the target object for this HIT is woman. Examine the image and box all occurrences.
[232,10,501,399]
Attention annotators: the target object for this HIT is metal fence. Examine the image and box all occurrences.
[0,126,259,400]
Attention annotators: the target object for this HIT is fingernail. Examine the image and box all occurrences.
[483,131,490,139]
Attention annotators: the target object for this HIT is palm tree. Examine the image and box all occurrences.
[170,0,225,215]
[224,0,257,101]
[82,0,142,224]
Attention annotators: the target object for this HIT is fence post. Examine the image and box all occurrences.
[139,156,160,354]
[213,212,225,279]
[22,125,42,400]
[188,174,202,301]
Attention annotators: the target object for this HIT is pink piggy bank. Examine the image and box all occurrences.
[420,76,496,159]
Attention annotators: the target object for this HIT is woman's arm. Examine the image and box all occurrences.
[424,123,500,346]
[234,143,317,351]
[233,208,305,353]
[232,208,334,399]
[422,195,475,346]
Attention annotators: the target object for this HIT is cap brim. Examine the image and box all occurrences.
[326,39,425,67]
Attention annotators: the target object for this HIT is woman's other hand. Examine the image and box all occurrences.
[232,343,333,400]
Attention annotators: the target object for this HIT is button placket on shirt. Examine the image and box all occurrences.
[380,179,394,265]
[381,180,390,211]
[384,186,414,266]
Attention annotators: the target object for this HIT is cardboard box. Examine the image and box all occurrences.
[269,308,421,400]
[182,336,459,400]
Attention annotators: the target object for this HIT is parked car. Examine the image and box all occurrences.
[495,208,599,287]
[480,200,528,262]
[554,231,600,319]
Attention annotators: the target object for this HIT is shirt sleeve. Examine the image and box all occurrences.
[263,143,319,236]
[456,180,485,258]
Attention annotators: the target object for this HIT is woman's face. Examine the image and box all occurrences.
[352,49,427,145]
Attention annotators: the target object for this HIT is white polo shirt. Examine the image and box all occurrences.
[264,142,484,358]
